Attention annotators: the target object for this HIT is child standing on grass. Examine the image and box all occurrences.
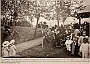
[9,39,16,56]
[80,38,89,58]
[2,41,9,57]
[65,36,73,54]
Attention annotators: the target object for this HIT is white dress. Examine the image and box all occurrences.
[89,44,90,58]
[2,47,9,57]
[80,43,89,58]
[9,45,16,56]
[65,40,73,51]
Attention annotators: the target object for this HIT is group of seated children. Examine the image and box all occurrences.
[2,39,16,57]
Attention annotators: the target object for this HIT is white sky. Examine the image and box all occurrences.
[71,0,90,5]
[85,0,90,5]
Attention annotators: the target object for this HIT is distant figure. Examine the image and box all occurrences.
[80,38,89,58]
[9,39,16,56]
[74,29,80,37]
[4,25,11,35]
[2,41,9,57]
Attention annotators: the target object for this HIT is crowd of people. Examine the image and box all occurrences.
[65,31,90,58]
[1,21,90,58]
[44,21,90,58]
[65,22,90,58]
[44,25,70,48]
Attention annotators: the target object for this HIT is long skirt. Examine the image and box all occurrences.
[71,43,75,55]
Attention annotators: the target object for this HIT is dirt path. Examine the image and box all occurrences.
[16,37,44,53]
[17,43,80,58]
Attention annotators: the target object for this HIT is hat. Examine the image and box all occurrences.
[67,36,69,38]
[2,41,9,47]
[10,39,15,45]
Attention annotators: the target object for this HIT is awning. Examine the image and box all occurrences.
[81,18,90,24]
[77,5,90,13]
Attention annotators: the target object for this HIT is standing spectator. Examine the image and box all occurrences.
[65,29,68,35]
[80,38,89,58]
[70,32,75,40]
[78,31,89,46]
[73,37,79,56]
[65,36,73,54]
[56,31,61,47]
[79,25,84,36]
[82,22,89,36]
[9,39,16,56]
[71,37,77,55]
[4,25,11,35]
[88,38,90,58]
[74,28,80,37]
[2,41,9,57]
[52,32,57,47]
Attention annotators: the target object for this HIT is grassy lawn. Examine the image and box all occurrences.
[3,26,44,44]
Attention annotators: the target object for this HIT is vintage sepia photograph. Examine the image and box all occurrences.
[1,0,90,58]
